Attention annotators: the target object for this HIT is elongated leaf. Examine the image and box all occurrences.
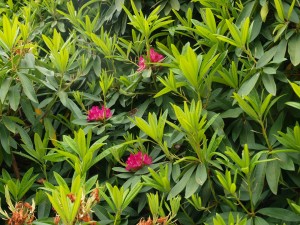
[17,72,38,103]
[58,91,68,107]
[262,74,276,95]
[233,93,259,120]
[0,77,12,103]
[237,73,260,97]
[123,183,142,209]
[170,0,180,11]
[168,165,196,199]
[258,208,300,221]
[253,217,269,225]
[260,1,269,22]
[240,17,250,46]
[288,35,300,66]
[226,20,242,47]
[115,0,124,11]
[274,0,285,21]
[8,85,21,111]
[289,81,300,98]
[195,163,207,185]
[256,47,277,68]
[205,8,216,32]
[0,124,10,153]
[185,172,198,198]
[266,159,280,194]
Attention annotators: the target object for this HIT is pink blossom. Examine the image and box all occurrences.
[137,49,164,72]
[125,152,152,171]
[87,106,112,122]
[149,48,164,63]
[137,56,146,72]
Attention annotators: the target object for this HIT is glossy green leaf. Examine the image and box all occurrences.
[288,35,300,66]
[256,47,277,68]
[262,74,277,96]
[254,217,269,225]
[274,0,285,21]
[289,81,300,98]
[17,72,38,103]
[237,73,260,97]
[170,0,180,11]
[233,93,259,120]
[115,0,124,11]
[0,77,12,103]
[195,163,207,185]
[0,125,10,153]
[168,165,196,199]
[266,159,280,194]
[260,1,269,22]
[258,208,300,221]
[8,85,21,111]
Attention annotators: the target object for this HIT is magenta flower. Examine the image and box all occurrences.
[137,56,146,72]
[87,106,112,122]
[125,152,152,171]
[149,48,164,63]
[137,48,164,72]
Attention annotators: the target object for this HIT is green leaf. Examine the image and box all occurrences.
[17,72,38,103]
[23,53,35,68]
[0,124,10,153]
[273,39,287,63]
[3,116,16,133]
[262,74,276,96]
[18,168,38,200]
[185,172,198,198]
[237,73,260,97]
[233,93,259,120]
[287,81,300,101]
[274,0,285,21]
[254,217,270,225]
[285,101,300,110]
[216,35,239,47]
[168,165,196,199]
[252,153,267,205]
[123,183,142,209]
[256,47,277,68]
[170,0,180,11]
[8,85,21,111]
[53,172,69,191]
[288,34,300,66]
[195,163,207,185]
[287,0,296,20]
[260,1,269,22]
[257,208,300,221]
[115,0,124,11]
[221,108,243,118]
[205,8,216,33]
[240,17,250,46]
[16,124,33,149]
[266,159,280,194]
[0,77,12,103]
[58,91,68,107]
[225,20,242,47]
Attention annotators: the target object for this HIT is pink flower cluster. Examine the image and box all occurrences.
[125,152,152,171]
[87,106,112,122]
[137,48,164,72]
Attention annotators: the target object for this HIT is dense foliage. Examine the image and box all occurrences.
[1,0,300,224]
